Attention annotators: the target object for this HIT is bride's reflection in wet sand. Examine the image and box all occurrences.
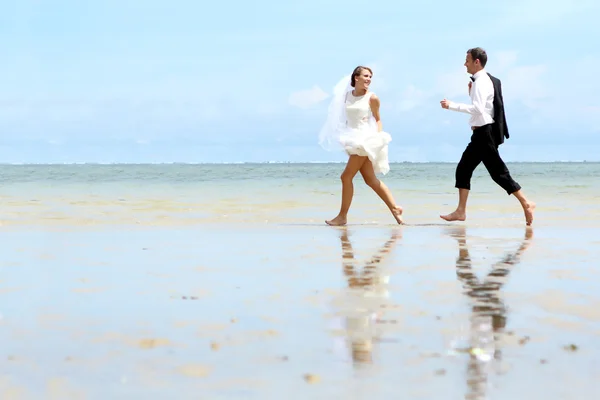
[447,226,534,399]
[330,226,401,365]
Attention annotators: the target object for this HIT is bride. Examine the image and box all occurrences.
[319,66,403,226]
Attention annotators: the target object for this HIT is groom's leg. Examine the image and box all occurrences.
[478,126,535,225]
[441,134,482,221]
[455,139,483,191]
[480,141,521,195]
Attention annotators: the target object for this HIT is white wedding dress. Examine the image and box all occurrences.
[318,75,392,175]
[339,91,392,175]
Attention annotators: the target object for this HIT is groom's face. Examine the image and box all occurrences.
[464,53,478,75]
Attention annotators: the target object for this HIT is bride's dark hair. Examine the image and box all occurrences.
[350,66,373,87]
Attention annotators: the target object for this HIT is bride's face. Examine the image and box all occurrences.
[355,69,372,89]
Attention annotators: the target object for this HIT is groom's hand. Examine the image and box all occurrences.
[440,99,450,109]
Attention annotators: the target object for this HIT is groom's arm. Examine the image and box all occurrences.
[441,81,488,116]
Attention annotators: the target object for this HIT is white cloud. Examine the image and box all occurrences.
[255,102,283,116]
[500,0,598,26]
[388,51,550,115]
[501,64,548,109]
[494,50,518,71]
[491,50,548,110]
[435,67,471,100]
[396,85,430,112]
[288,85,329,109]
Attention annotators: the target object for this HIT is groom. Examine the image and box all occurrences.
[439,47,535,226]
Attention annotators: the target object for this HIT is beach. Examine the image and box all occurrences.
[1,162,599,399]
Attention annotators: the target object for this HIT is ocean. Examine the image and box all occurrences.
[2,162,599,228]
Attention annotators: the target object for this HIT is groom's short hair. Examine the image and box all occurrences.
[467,47,488,67]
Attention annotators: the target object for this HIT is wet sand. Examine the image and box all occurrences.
[1,222,599,399]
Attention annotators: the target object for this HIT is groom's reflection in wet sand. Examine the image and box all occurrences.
[447,226,533,399]
[333,226,401,365]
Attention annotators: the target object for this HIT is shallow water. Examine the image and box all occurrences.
[1,223,599,399]
[1,163,599,399]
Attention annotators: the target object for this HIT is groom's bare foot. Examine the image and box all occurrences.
[523,201,536,226]
[440,210,466,222]
[391,206,403,224]
[326,216,347,226]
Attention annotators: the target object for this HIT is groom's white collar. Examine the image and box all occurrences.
[472,69,487,80]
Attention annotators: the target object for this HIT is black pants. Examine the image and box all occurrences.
[455,124,521,195]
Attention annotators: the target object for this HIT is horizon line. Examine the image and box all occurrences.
[1,160,599,166]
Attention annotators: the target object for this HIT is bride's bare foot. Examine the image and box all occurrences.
[523,201,536,226]
[440,210,466,222]
[391,206,403,224]
[326,215,347,226]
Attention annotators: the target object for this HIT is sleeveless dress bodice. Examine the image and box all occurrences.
[318,74,396,176]
[322,89,392,175]
[345,92,373,130]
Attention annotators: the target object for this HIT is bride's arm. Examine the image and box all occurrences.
[369,94,383,132]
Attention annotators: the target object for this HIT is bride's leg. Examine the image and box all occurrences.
[360,159,403,224]
[326,155,367,226]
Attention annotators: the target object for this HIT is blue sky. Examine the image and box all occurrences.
[1,0,599,163]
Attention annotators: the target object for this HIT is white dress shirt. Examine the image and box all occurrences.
[448,69,495,127]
